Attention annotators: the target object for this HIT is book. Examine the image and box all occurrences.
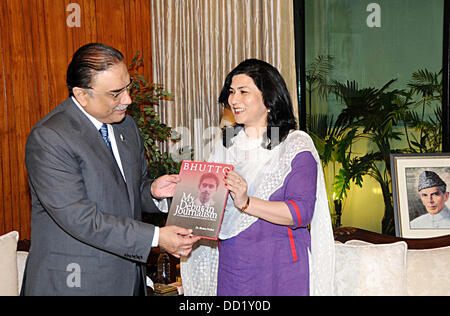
[166,160,233,239]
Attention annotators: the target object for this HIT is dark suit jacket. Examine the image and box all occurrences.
[22,98,160,295]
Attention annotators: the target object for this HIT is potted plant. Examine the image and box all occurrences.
[308,60,443,235]
[127,52,183,179]
[126,52,185,227]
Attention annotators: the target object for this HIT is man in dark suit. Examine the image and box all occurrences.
[22,43,200,295]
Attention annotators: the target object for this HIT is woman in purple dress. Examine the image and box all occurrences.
[181,59,335,296]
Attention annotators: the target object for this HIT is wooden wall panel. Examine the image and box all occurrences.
[0,0,153,240]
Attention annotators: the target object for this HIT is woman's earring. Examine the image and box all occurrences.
[267,109,271,113]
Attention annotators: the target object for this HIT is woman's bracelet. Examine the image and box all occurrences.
[240,196,250,213]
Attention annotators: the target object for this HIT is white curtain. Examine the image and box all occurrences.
[151,0,298,161]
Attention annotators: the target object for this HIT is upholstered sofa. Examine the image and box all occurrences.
[2,228,449,296]
[333,227,450,296]
[0,231,28,296]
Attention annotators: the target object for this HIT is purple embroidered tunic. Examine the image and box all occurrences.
[217,151,317,296]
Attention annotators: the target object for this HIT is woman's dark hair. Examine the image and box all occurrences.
[66,43,124,96]
[218,59,297,149]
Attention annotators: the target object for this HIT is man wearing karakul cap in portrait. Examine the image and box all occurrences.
[410,170,450,229]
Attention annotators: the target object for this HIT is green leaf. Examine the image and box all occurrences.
[127,51,183,177]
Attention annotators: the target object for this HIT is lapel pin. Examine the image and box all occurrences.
[120,134,125,142]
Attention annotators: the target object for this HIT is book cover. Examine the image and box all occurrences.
[166,160,233,239]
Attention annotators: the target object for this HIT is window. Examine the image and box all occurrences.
[294,0,449,234]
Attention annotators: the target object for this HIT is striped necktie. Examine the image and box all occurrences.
[99,123,113,153]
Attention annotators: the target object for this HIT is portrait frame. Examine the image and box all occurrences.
[391,153,450,238]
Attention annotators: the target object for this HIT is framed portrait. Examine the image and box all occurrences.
[391,153,450,238]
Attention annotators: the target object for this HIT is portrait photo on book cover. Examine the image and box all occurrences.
[194,172,220,207]
[391,153,450,238]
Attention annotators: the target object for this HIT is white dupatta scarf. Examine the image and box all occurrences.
[180,130,335,296]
